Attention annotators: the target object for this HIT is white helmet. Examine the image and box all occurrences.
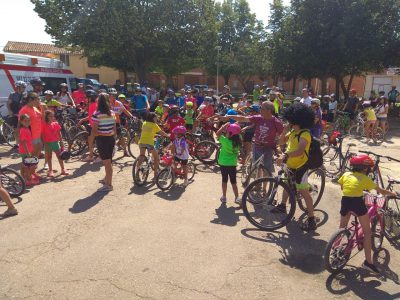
[15,81,27,88]
[108,88,117,95]
[44,90,54,96]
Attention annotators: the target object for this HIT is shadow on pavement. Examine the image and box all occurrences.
[69,191,108,213]
[298,209,329,228]
[195,163,220,174]
[129,182,157,195]
[0,196,23,207]
[210,203,242,226]
[241,220,327,274]
[154,185,186,201]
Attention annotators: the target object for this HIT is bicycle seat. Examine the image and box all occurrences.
[387,175,400,184]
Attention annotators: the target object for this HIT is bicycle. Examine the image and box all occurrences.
[0,165,25,198]
[241,163,325,231]
[323,136,356,178]
[384,176,400,239]
[0,104,16,147]
[347,117,384,145]
[333,111,351,132]
[155,153,195,190]
[323,193,395,273]
[241,153,272,188]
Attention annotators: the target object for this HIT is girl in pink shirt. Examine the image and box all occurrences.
[42,110,69,177]
[19,114,37,186]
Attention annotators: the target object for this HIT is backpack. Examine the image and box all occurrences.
[296,130,323,169]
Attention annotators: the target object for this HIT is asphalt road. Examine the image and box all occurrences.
[1,134,400,300]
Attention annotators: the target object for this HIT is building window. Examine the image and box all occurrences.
[60,54,70,66]
[86,74,100,81]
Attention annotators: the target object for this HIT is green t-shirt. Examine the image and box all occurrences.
[155,106,163,118]
[45,99,62,107]
[218,135,239,166]
[185,109,194,125]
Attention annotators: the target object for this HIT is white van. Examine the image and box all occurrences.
[0,52,76,115]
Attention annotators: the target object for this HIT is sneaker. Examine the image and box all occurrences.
[235,196,242,205]
[2,208,18,217]
[97,185,113,192]
[43,163,49,170]
[362,260,380,274]
[271,203,287,214]
[301,217,317,232]
[220,196,227,203]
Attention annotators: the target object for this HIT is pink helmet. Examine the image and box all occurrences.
[172,126,187,135]
[226,123,241,136]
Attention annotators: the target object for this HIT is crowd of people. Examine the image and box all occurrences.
[2,78,399,274]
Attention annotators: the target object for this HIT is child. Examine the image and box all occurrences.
[171,126,190,187]
[18,114,37,186]
[337,154,395,274]
[44,90,64,113]
[277,103,316,231]
[136,112,169,180]
[362,101,377,143]
[155,100,164,120]
[216,122,242,205]
[184,101,194,131]
[310,98,323,138]
[42,110,69,177]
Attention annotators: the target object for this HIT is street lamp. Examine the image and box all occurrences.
[215,46,222,96]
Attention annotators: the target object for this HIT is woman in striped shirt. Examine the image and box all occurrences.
[91,93,117,192]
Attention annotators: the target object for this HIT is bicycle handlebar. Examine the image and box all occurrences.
[359,150,400,163]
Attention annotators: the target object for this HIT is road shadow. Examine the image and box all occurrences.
[129,181,157,195]
[195,163,220,174]
[0,196,23,206]
[67,160,102,180]
[154,184,186,201]
[298,209,329,228]
[210,203,242,226]
[69,191,108,214]
[241,220,327,274]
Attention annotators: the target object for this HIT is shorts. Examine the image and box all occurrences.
[377,117,387,122]
[253,145,274,174]
[9,116,18,128]
[139,143,155,151]
[289,164,309,190]
[32,138,42,145]
[243,131,255,143]
[340,196,368,217]
[96,135,115,160]
[174,157,188,166]
[186,124,193,130]
[45,141,61,153]
[220,165,237,184]
[389,98,397,104]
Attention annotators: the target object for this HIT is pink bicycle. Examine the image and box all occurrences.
[323,192,398,273]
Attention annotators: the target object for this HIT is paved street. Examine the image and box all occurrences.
[1,136,400,300]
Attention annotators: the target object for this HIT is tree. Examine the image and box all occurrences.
[32,0,213,83]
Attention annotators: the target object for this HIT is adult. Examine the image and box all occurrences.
[269,91,282,115]
[252,85,261,103]
[375,96,389,134]
[388,85,399,108]
[7,81,27,146]
[223,101,284,175]
[206,88,218,107]
[131,87,150,119]
[56,83,75,106]
[177,89,186,108]
[196,89,205,108]
[29,78,45,101]
[148,88,158,109]
[327,94,337,122]
[221,85,233,102]
[91,93,117,192]
[18,92,42,157]
[300,88,312,107]
[196,97,215,125]
[343,89,359,120]
[72,83,87,107]
[237,93,248,109]
[165,89,178,106]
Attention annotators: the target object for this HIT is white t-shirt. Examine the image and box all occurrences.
[174,138,189,160]
[300,96,312,107]
[376,104,388,118]
[57,93,70,105]
[328,101,337,111]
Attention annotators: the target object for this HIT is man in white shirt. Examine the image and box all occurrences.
[300,88,312,107]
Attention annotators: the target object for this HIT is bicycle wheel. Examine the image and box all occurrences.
[156,167,174,191]
[187,162,196,181]
[374,127,384,144]
[127,133,140,159]
[298,168,325,212]
[0,167,25,197]
[242,177,296,231]
[246,164,272,187]
[383,198,400,239]
[1,122,16,147]
[324,228,352,274]
[69,131,89,157]
[132,156,150,186]
[194,141,219,165]
[241,155,253,187]
[323,147,341,176]
[67,125,83,141]
[371,216,384,252]
[348,124,362,140]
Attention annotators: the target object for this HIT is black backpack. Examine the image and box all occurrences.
[296,130,323,169]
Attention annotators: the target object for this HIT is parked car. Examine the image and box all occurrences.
[77,78,101,90]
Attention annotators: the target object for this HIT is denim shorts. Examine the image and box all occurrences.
[252,145,274,174]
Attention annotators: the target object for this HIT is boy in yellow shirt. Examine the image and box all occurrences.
[337,154,395,273]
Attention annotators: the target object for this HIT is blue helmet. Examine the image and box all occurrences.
[226,109,237,124]
[251,104,260,112]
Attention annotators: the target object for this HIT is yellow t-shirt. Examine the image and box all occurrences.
[365,108,376,121]
[138,121,161,146]
[286,130,311,169]
[338,171,377,197]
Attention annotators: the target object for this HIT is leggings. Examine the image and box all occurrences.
[220,166,237,184]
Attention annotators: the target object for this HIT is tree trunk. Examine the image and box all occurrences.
[223,74,230,86]
[340,71,355,100]
[292,77,297,95]
[273,76,278,86]
[136,65,147,84]
[165,74,174,89]
[335,75,341,102]
[123,70,128,84]
[320,76,328,96]
[307,78,312,90]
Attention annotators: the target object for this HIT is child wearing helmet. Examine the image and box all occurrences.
[336,154,396,274]
[171,126,190,187]
[362,101,377,143]
[44,90,64,113]
[184,101,194,131]
[155,100,164,120]
[216,122,242,205]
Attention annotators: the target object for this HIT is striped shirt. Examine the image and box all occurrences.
[91,111,116,136]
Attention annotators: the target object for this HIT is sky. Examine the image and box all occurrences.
[0,0,291,50]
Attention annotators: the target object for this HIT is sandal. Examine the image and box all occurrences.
[61,170,69,176]
[47,171,55,177]
[2,208,18,217]
[82,156,94,162]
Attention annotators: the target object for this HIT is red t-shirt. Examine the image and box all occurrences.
[19,127,33,154]
[166,115,185,131]
[42,121,61,143]
[88,101,98,126]
[199,105,214,119]
[249,115,284,149]
[72,90,87,105]
[18,105,42,139]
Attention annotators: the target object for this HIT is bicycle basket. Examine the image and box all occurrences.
[161,154,173,166]
[364,193,385,208]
